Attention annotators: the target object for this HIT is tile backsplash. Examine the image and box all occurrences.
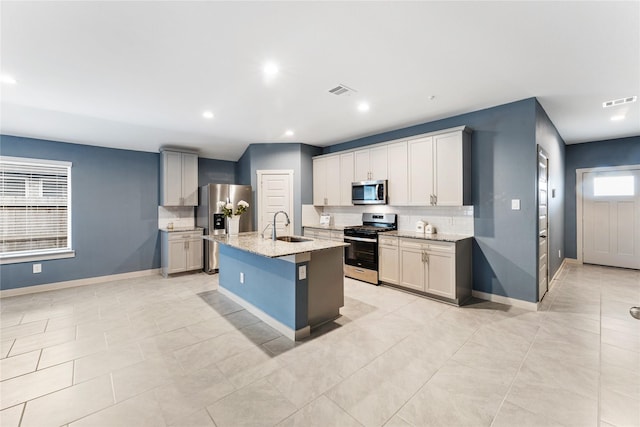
[158,206,195,229]
[309,204,474,235]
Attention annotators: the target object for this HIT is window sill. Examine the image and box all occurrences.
[0,250,76,265]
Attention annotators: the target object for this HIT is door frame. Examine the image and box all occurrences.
[576,164,640,263]
[256,169,295,235]
[537,145,549,302]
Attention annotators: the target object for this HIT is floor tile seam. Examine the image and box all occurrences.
[3,365,77,414]
[489,319,545,427]
[382,363,439,426]
[597,285,603,427]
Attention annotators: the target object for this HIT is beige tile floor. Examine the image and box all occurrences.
[0,262,638,427]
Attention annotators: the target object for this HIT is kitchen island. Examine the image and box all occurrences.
[204,232,348,340]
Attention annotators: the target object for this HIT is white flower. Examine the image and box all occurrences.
[217,201,226,208]
[238,200,249,207]
[225,203,233,210]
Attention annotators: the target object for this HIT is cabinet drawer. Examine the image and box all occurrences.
[399,238,428,250]
[427,243,454,253]
[167,230,203,241]
[379,236,398,247]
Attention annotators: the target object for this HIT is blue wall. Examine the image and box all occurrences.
[535,101,566,288]
[198,157,237,185]
[237,143,322,235]
[564,136,640,259]
[1,135,161,290]
[325,98,541,302]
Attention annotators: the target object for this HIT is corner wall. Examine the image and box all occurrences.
[0,135,161,290]
[236,143,322,235]
[535,101,566,287]
[324,98,540,302]
[564,136,640,259]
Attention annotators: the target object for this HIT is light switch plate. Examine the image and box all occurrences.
[299,265,307,280]
[511,199,521,210]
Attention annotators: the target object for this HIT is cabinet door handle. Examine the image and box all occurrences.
[433,194,437,205]
[425,252,429,263]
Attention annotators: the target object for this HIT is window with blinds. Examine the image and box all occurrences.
[0,156,72,261]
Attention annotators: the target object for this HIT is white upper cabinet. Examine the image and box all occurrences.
[313,125,471,208]
[161,150,198,206]
[313,154,342,206]
[408,128,471,206]
[408,137,434,205]
[387,141,408,206]
[354,146,388,181]
[313,156,327,206]
[339,152,354,205]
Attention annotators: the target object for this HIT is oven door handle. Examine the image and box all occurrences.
[344,236,377,243]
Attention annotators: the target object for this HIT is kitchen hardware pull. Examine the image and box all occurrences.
[433,195,437,205]
[344,236,377,243]
[354,268,365,273]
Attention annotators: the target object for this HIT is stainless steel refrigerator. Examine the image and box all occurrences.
[196,184,253,273]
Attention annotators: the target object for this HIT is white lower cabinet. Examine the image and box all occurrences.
[380,235,472,305]
[162,229,203,277]
[378,236,399,285]
[303,227,344,242]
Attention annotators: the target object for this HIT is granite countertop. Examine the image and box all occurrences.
[382,230,473,243]
[204,231,348,258]
[159,227,204,233]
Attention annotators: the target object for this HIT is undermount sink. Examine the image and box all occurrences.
[276,236,312,243]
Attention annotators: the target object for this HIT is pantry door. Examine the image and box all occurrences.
[581,166,640,269]
[257,170,294,237]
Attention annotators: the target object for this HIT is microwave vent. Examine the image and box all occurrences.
[602,96,637,108]
[328,84,357,96]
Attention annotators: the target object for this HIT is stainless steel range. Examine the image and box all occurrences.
[343,213,397,285]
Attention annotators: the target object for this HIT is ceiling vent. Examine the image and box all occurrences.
[328,84,357,96]
[602,96,637,108]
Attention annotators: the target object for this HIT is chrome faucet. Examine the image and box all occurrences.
[272,211,290,240]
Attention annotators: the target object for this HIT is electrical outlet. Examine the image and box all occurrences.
[33,263,42,274]
[511,199,521,210]
[240,272,244,284]
[558,250,561,258]
[299,265,307,280]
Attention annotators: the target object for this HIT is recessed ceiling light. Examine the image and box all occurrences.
[611,115,625,121]
[285,129,294,137]
[357,102,370,112]
[202,111,214,119]
[263,62,279,76]
[0,74,17,85]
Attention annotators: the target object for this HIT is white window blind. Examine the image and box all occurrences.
[0,156,72,259]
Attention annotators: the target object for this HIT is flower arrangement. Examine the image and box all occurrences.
[217,200,249,218]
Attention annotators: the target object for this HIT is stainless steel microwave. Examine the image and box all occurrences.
[352,180,387,205]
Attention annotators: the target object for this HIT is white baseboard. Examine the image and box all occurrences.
[563,257,580,264]
[0,269,161,298]
[471,290,539,311]
[218,286,310,341]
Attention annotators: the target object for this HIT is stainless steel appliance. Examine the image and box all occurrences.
[196,184,253,273]
[344,212,397,284]
[352,180,387,205]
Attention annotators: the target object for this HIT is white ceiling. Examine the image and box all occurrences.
[1,1,638,161]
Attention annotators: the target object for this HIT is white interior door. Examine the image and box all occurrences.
[257,170,294,238]
[538,147,549,301]
[583,168,640,269]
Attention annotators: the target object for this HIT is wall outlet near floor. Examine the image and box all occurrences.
[299,265,307,280]
[240,272,244,284]
[33,263,42,274]
[558,250,561,258]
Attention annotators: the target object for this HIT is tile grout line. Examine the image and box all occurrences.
[488,313,543,427]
